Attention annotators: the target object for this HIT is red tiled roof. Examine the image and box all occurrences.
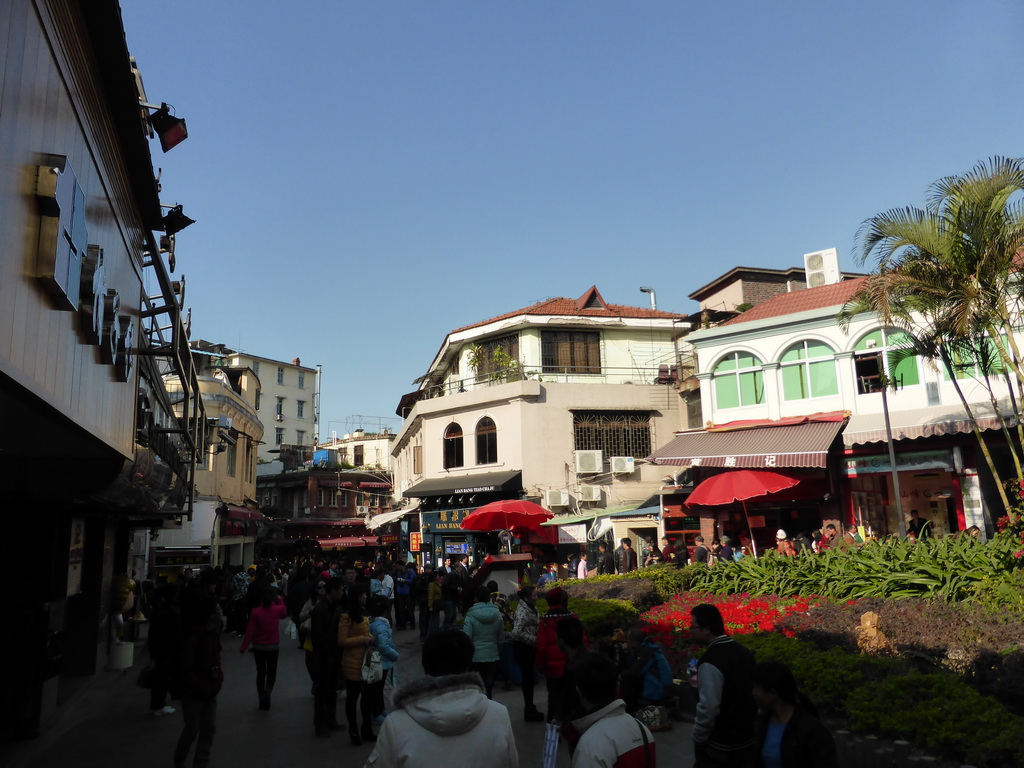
[453,286,686,333]
[720,278,868,326]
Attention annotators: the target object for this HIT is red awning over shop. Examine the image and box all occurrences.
[647,413,847,469]
[225,505,265,521]
[359,481,391,489]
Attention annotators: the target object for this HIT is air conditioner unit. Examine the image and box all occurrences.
[578,485,602,502]
[803,247,840,288]
[610,456,635,474]
[356,505,370,515]
[274,413,283,422]
[575,450,603,474]
[544,489,570,508]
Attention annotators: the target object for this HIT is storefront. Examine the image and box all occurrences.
[843,447,975,537]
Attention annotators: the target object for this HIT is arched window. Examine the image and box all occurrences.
[476,417,498,465]
[713,352,764,408]
[780,340,838,401]
[443,423,464,469]
[853,329,921,394]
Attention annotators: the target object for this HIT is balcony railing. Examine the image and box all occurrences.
[421,364,680,400]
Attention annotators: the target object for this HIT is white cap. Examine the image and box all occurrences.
[776,529,787,540]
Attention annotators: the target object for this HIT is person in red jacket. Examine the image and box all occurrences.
[534,587,578,723]
[239,583,289,710]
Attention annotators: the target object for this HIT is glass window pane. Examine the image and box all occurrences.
[782,364,807,400]
[781,345,804,362]
[808,360,839,396]
[715,375,739,409]
[892,355,919,387]
[804,341,833,359]
[855,330,883,351]
[715,355,737,372]
[739,370,764,405]
[736,352,761,369]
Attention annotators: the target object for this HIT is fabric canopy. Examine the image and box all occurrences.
[685,470,800,507]
[842,403,1012,446]
[460,499,552,532]
[225,504,265,521]
[367,509,415,530]
[403,470,522,498]
[647,415,846,469]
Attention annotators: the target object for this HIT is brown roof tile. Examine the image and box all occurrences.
[452,286,687,333]
[720,278,868,326]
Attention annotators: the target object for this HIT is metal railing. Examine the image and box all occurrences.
[421,364,681,400]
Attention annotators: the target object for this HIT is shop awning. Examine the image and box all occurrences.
[317,536,378,550]
[367,509,415,530]
[842,404,1013,447]
[647,414,847,469]
[225,504,265,521]
[403,470,522,498]
[541,511,599,527]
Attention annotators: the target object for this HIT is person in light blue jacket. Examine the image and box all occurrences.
[368,596,400,722]
[461,585,505,699]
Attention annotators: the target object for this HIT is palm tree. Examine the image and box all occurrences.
[839,156,1024,518]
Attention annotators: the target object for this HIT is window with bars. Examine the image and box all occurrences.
[572,411,652,458]
[476,417,497,464]
[542,331,601,374]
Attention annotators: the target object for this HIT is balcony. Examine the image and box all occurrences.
[420,364,680,400]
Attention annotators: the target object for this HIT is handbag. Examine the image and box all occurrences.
[361,647,383,684]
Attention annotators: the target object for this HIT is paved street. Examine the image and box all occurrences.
[3,620,693,768]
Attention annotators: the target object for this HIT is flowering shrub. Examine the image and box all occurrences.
[638,591,821,672]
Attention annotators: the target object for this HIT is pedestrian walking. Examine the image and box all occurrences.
[510,585,544,722]
[461,585,504,699]
[367,595,400,723]
[752,660,836,767]
[338,582,376,745]
[238,584,288,710]
[173,596,224,768]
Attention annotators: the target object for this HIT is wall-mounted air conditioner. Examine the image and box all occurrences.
[575,450,603,474]
[578,485,602,502]
[274,413,283,422]
[544,489,570,508]
[803,247,840,288]
[610,456,635,474]
[356,505,370,515]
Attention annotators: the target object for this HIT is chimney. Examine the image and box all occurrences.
[292,357,301,366]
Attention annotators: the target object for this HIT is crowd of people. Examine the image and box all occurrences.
[136,550,839,768]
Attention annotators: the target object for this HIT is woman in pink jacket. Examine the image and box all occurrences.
[239,584,288,710]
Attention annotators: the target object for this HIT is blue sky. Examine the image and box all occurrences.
[120,1,1024,436]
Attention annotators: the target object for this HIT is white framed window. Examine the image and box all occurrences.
[298,371,305,389]
[277,366,284,385]
[780,341,838,401]
[297,400,305,418]
[712,352,765,408]
[275,427,284,445]
[853,329,921,394]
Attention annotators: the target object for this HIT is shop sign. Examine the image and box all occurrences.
[410,532,422,551]
[845,450,953,476]
[558,524,587,544]
[422,509,473,531]
[380,534,399,544]
[153,547,211,567]
[444,541,469,554]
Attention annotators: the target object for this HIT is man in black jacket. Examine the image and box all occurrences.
[689,603,756,767]
[596,543,615,575]
[613,538,638,574]
[311,577,344,737]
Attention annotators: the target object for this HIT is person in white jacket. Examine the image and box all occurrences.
[363,629,518,768]
[565,653,656,767]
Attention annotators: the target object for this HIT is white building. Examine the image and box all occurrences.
[392,286,690,564]
[654,273,1004,543]
[192,342,318,463]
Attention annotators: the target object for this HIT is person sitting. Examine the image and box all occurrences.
[362,630,518,768]
[621,627,675,716]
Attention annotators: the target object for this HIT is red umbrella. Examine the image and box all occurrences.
[460,499,553,533]
[685,470,800,557]
[685,470,799,507]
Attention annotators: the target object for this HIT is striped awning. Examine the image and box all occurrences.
[647,416,846,469]
[843,404,1013,446]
